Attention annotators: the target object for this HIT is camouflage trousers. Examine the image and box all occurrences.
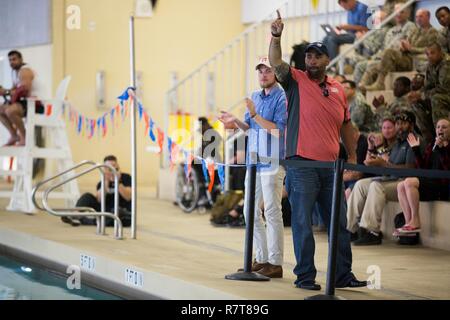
[357,50,413,86]
[354,59,379,85]
[379,49,413,75]
[431,94,450,125]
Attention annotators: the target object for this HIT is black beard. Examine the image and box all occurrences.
[398,131,409,141]
[306,67,324,80]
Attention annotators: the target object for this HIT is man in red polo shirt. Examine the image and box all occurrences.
[268,11,367,291]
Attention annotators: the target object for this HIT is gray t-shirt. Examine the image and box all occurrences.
[389,139,416,165]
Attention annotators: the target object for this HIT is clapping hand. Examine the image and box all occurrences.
[435,134,448,149]
[245,98,256,117]
[372,95,385,109]
[271,10,284,37]
[407,91,421,104]
[407,133,420,148]
[219,111,237,129]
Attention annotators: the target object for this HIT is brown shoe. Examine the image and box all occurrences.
[237,260,268,272]
[256,263,283,278]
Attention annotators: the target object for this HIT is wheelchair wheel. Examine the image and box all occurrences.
[175,166,200,213]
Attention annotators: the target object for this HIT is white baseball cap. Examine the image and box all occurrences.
[255,56,272,70]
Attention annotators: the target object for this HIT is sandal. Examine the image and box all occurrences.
[398,225,421,234]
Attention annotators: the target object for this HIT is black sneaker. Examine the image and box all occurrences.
[61,216,80,227]
[353,230,381,246]
[350,231,359,242]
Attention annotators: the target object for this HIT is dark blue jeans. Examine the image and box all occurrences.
[285,164,355,287]
[322,33,356,60]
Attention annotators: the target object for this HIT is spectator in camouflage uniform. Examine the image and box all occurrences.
[372,77,411,128]
[407,73,434,145]
[350,10,389,83]
[383,0,407,20]
[357,4,416,90]
[436,6,450,54]
[365,9,439,91]
[424,42,450,125]
[342,80,375,134]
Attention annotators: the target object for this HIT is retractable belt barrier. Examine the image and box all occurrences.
[226,155,449,300]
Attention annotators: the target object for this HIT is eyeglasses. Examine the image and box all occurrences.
[319,82,329,97]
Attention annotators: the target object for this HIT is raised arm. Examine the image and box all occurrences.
[269,10,290,83]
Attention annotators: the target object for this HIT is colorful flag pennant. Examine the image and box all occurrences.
[149,118,156,142]
[207,161,215,193]
[201,160,209,184]
[157,128,164,154]
[218,165,225,189]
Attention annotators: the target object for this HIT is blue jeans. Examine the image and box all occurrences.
[285,164,355,287]
[322,33,356,60]
[312,203,325,227]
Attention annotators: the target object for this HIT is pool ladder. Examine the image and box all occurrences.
[31,160,123,240]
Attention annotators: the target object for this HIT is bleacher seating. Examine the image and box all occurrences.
[382,201,450,251]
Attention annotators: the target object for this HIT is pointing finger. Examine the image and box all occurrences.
[276,9,281,19]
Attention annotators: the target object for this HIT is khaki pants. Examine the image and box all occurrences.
[347,177,401,233]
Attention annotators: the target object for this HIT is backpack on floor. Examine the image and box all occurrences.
[394,213,420,245]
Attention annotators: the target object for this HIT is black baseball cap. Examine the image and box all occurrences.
[395,110,416,124]
[305,42,330,57]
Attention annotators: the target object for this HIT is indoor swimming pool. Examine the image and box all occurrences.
[0,254,123,300]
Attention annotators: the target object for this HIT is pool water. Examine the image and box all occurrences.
[0,254,123,300]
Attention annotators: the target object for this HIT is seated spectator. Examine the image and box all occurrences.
[350,10,388,82]
[342,80,375,134]
[0,50,44,146]
[383,0,406,20]
[334,74,347,83]
[424,42,450,125]
[372,76,411,127]
[323,0,370,60]
[407,73,434,145]
[343,123,369,199]
[365,9,438,91]
[396,118,450,234]
[210,191,245,226]
[197,116,223,163]
[358,4,416,91]
[61,155,132,227]
[347,111,419,245]
[436,6,450,54]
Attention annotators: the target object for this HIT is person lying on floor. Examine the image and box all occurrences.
[61,155,132,227]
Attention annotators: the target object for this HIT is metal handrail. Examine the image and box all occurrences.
[32,161,123,240]
[328,0,417,70]
[31,160,97,211]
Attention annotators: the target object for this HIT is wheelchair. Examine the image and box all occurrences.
[175,161,222,213]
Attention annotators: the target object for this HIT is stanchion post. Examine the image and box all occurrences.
[306,158,345,300]
[243,160,257,272]
[129,15,137,239]
[225,152,269,281]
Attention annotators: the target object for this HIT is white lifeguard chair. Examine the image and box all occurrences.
[0,76,80,213]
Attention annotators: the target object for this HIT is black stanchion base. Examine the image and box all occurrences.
[305,294,345,300]
[225,271,270,281]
